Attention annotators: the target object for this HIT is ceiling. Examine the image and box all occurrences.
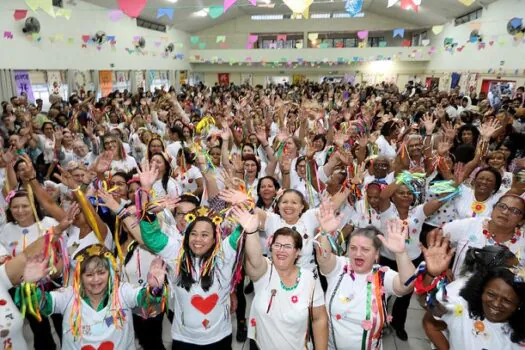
[81,0,499,32]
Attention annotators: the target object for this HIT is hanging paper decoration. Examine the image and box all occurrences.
[432,25,444,35]
[387,0,399,7]
[109,9,124,22]
[458,0,475,5]
[282,0,314,18]
[157,8,174,20]
[393,28,405,38]
[117,0,148,18]
[400,0,421,12]
[224,0,256,13]
[208,5,225,19]
[190,36,200,45]
[345,0,364,17]
[14,10,28,21]
[25,0,55,17]
[55,8,72,20]
[357,30,369,40]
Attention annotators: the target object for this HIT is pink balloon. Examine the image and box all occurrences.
[118,0,148,18]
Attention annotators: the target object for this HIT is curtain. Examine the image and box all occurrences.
[66,69,76,96]
[0,69,16,102]
[91,70,100,99]
[130,70,137,94]
[168,70,176,90]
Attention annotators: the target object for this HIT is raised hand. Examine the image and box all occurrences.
[479,119,501,140]
[442,121,456,142]
[148,196,181,213]
[255,125,267,144]
[96,189,121,213]
[421,113,437,134]
[315,197,342,233]
[421,228,455,277]
[93,151,113,174]
[231,154,244,174]
[378,218,407,254]
[55,203,78,234]
[23,255,50,283]
[54,166,79,190]
[437,140,452,156]
[82,121,95,138]
[280,153,292,173]
[219,189,248,205]
[231,205,259,233]
[19,154,37,183]
[137,161,159,191]
[147,257,167,289]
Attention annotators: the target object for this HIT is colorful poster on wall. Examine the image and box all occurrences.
[14,70,35,102]
[241,73,253,86]
[99,70,113,97]
[218,73,230,86]
[116,71,127,84]
[47,71,62,95]
[135,71,145,90]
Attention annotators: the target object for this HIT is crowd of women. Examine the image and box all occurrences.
[0,79,524,350]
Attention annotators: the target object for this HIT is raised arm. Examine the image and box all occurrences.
[231,206,267,281]
[314,201,342,275]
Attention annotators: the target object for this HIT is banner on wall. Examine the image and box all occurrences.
[292,74,306,85]
[99,71,113,96]
[218,73,230,86]
[135,71,145,90]
[14,70,35,102]
[116,71,127,83]
[241,74,252,85]
[47,71,62,94]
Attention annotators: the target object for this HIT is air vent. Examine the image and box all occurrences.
[137,18,167,33]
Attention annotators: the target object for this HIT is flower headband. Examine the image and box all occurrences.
[184,206,223,226]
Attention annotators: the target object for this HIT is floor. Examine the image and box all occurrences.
[23,291,431,350]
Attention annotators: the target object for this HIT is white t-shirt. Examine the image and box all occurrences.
[441,297,522,350]
[110,157,138,174]
[166,141,182,161]
[66,226,114,260]
[379,204,426,260]
[157,235,237,344]
[349,200,382,230]
[290,176,320,207]
[264,210,320,272]
[323,256,399,350]
[36,134,55,163]
[152,178,182,199]
[50,283,140,350]
[0,217,58,256]
[121,245,158,287]
[443,217,525,279]
[363,172,395,187]
[0,265,28,350]
[424,172,458,227]
[248,259,324,350]
[172,165,203,194]
[375,135,396,159]
[452,184,503,220]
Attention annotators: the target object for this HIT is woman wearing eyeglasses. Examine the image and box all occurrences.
[100,135,138,174]
[442,194,525,280]
[232,206,328,350]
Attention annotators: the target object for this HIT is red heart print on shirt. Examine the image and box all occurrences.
[80,341,114,350]
[191,294,219,315]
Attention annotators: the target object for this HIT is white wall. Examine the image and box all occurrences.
[0,0,190,70]
[427,0,525,73]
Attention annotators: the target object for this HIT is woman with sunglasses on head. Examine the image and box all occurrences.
[442,194,525,280]
[232,206,328,350]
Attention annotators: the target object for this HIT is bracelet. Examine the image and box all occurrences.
[245,229,258,235]
[27,177,37,182]
[282,172,290,175]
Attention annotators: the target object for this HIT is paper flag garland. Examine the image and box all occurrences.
[422,39,430,46]
[458,0,475,5]
[345,0,364,17]
[199,42,206,49]
[402,39,411,47]
[357,30,369,40]
[117,0,148,18]
[393,28,405,38]
[14,10,28,21]
[157,8,174,20]
[209,6,224,19]
[308,33,318,40]
[400,0,421,12]
[387,0,399,7]
[4,32,14,40]
[224,0,256,12]
[432,25,444,35]
[276,34,287,41]
[248,34,258,43]
[190,36,199,44]
[282,0,313,17]
[216,35,226,43]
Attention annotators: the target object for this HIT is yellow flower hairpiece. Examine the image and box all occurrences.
[212,216,223,225]
[185,213,196,223]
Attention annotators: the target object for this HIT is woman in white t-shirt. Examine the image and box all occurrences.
[149,153,182,199]
[426,239,525,350]
[316,209,420,350]
[101,135,138,174]
[172,148,204,198]
[442,194,525,279]
[31,244,167,350]
[377,180,445,340]
[232,206,328,350]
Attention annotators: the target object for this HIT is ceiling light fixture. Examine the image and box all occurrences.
[166,0,178,3]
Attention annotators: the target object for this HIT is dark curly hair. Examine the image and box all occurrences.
[460,267,525,344]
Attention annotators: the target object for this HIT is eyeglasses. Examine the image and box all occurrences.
[109,181,127,187]
[175,210,194,218]
[104,140,117,147]
[272,243,295,251]
[495,203,523,217]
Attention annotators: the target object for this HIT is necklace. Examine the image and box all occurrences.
[280,268,302,291]
[482,219,521,246]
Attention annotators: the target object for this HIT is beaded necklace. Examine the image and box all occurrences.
[482,219,522,246]
[280,268,302,291]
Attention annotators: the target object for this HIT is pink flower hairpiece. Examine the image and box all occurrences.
[5,190,16,204]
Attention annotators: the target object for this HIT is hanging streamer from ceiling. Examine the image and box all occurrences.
[345,0,364,17]
[224,0,256,13]
[282,0,314,19]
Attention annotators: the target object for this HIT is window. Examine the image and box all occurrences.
[251,14,284,20]
[149,71,169,92]
[310,13,331,19]
[367,37,385,47]
[344,38,358,47]
[31,84,51,111]
[455,8,482,26]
